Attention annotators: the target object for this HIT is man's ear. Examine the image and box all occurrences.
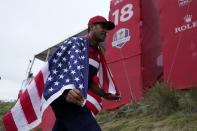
[89,24,95,32]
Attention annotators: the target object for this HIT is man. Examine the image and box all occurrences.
[51,16,120,131]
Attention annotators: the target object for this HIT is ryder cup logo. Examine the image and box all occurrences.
[178,0,192,7]
[112,28,131,48]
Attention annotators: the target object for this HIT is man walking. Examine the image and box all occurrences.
[50,15,120,131]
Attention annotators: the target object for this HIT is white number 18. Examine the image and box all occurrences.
[112,4,133,25]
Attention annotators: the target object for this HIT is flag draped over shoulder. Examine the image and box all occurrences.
[3,36,119,131]
[3,37,89,131]
[86,47,119,116]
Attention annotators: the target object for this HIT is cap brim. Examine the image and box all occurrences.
[103,21,115,30]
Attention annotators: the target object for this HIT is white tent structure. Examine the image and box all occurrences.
[35,28,88,62]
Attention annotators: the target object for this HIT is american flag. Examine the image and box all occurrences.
[3,36,119,131]
[86,46,119,116]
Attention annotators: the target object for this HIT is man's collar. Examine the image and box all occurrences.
[89,44,98,50]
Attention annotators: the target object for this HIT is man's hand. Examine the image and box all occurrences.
[63,88,84,107]
[89,82,121,102]
[103,93,121,101]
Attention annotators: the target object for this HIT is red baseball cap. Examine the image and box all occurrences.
[88,16,115,30]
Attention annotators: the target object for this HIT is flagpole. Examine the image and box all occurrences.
[119,49,136,112]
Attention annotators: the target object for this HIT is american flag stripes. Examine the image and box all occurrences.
[3,36,119,131]
[86,47,119,116]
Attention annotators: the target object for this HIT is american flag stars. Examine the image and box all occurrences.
[69,65,72,69]
[66,78,70,83]
[53,69,58,74]
[48,76,52,81]
[77,65,81,70]
[56,52,62,57]
[68,51,71,55]
[74,77,80,82]
[76,42,80,46]
[62,57,67,61]
[63,68,68,72]
[74,60,78,64]
[44,37,88,100]
[54,81,59,86]
[58,62,62,67]
[79,84,84,90]
[81,56,85,60]
[59,74,64,79]
[75,49,80,53]
[82,47,86,51]
[53,59,57,63]
[73,37,77,40]
[67,40,72,45]
[71,70,76,75]
[60,45,66,50]
[49,87,54,92]
[70,55,74,59]
[72,45,76,49]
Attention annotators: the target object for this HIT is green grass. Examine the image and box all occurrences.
[96,82,197,131]
[97,105,197,131]
[0,101,15,118]
[0,101,15,131]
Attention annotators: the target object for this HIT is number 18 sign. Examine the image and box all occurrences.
[106,0,141,61]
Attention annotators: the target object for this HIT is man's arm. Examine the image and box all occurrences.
[89,82,121,101]
[62,83,120,107]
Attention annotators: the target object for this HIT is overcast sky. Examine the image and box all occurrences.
[0,0,111,101]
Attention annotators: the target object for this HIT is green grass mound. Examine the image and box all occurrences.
[96,82,197,131]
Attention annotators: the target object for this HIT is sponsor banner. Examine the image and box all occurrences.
[102,0,142,109]
[105,0,141,63]
[141,0,163,89]
[159,0,197,89]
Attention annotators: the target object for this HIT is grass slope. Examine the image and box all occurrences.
[96,105,197,131]
[96,82,197,131]
[0,101,15,131]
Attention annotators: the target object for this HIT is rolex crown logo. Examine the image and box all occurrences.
[178,0,192,7]
[184,14,192,23]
